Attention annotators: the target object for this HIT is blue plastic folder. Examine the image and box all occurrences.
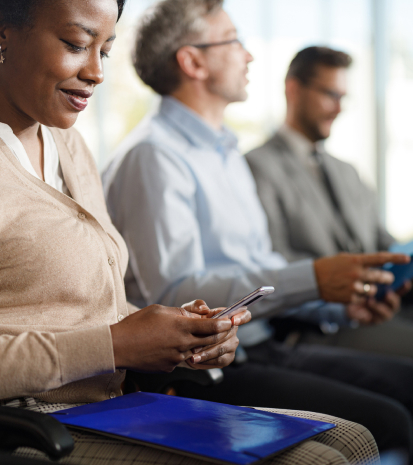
[51,392,335,465]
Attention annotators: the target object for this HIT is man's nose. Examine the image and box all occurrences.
[245,49,254,63]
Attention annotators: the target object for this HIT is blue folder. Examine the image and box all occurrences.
[51,392,335,465]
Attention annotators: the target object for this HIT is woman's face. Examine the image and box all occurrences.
[0,0,118,129]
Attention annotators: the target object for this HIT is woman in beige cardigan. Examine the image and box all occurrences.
[0,0,379,463]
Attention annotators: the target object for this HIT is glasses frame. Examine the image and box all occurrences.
[187,38,243,49]
[305,82,346,103]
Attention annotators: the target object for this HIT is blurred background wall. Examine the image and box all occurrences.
[74,0,413,242]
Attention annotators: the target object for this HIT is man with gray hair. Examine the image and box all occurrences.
[103,0,413,458]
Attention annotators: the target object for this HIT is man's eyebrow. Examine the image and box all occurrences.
[65,22,116,42]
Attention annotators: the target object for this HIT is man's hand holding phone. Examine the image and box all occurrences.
[314,252,411,303]
[346,280,412,326]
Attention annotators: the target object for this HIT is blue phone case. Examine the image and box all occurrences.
[376,254,413,300]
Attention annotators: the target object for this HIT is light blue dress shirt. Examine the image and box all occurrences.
[103,97,347,346]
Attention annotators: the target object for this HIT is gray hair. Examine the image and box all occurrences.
[133,0,224,95]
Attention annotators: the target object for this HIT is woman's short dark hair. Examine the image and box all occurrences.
[0,0,126,27]
[286,46,352,85]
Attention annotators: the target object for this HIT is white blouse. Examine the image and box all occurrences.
[0,123,65,193]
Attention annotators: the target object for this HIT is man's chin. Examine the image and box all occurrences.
[307,127,328,142]
[239,92,248,103]
[318,124,333,140]
[226,93,248,105]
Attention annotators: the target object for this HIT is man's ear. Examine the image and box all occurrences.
[285,77,302,104]
[176,46,209,81]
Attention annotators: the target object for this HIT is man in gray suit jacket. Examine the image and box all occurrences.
[246,46,411,356]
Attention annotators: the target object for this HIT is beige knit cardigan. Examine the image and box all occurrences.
[0,127,135,403]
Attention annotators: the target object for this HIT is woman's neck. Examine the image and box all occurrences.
[0,109,45,181]
[18,125,45,181]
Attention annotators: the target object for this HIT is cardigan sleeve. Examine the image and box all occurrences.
[0,325,115,400]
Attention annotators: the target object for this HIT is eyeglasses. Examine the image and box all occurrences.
[305,83,346,103]
[188,38,244,49]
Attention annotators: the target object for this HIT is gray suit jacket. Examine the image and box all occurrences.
[246,131,394,262]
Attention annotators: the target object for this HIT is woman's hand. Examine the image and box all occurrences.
[185,324,240,369]
[180,300,251,369]
[181,299,251,326]
[110,304,233,373]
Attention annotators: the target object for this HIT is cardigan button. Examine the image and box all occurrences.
[108,257,115,266]
[117,314,124,322]
[78,212,86,220]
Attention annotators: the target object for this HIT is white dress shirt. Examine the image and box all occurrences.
[0,123,65,193]
[277,124,325,183]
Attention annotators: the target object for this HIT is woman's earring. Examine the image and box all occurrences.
[0,46,5,64]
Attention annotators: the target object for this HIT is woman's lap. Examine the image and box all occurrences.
[10,398,379,465]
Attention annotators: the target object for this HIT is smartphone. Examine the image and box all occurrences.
[376,255,413,300]
[211,286,275,320]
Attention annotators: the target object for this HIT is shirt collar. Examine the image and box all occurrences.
[0,122,40,179]
[278,123,325,161]
[0,122,63,192]
[159,96,239,156]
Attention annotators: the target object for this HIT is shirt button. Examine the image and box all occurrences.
[108,257,115,266]
[109,392,116,399]
[117,314,124,322]
[78,212,86,220]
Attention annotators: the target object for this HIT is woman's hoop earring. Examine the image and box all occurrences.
[0,46,5,64]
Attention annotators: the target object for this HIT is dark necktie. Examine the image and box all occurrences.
[311,149,342,214]
[311,149,363,253]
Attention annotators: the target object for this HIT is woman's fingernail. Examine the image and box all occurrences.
[192,355,201,363]
[219,320,232,330]
[234,317,241,325]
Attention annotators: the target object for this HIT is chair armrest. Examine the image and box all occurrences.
[0,407,74,460]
